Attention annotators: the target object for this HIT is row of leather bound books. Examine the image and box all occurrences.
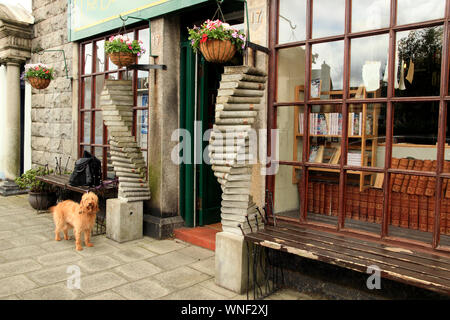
[307,181,450,234]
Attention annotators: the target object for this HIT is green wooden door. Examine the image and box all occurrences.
[180,42,222,227]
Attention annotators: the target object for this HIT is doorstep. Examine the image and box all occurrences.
[173,223,222,251]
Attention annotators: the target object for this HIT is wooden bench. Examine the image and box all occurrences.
[244,221,450,296]
[36,174,118,235]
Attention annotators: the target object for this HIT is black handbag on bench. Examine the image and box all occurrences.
[69,151,102,187]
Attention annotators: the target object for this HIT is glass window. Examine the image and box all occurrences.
[350,34,389,98]
[395,27,443,97]
[352,0,390,33]
[84,43,92,74]
[311,40,344,99]
[277,106,304,162]
[312,0,345,39]
[96,40,105,73]
[278,0,307,44]
[274,165,302,219]
[277,46,306,102]
[397,0,445,26]
[307,170,339,226]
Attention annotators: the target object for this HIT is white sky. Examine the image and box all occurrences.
[0,0,31,12]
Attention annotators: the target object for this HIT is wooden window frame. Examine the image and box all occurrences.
[267,0,450,253]
[78,25,150,180]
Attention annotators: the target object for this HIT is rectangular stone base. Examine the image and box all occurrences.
[106,198,143,243]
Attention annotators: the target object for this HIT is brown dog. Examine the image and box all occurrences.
[50,192,99,251]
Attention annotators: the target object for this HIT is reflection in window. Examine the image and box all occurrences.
[84,43,92,74]
[311,41,344,99]
[397,0,445,25]
[312,0,345,39]
[274,165,301,218]
[96,40,105,73]
[278,0,306,44]
[277,106,304,162]
[83,77,91,108]
[277,46,306,102]
[395,27,443,97]
[352,0,390,33]
[350,34,389,98]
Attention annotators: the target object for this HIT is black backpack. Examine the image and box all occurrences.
[69,151,102,187]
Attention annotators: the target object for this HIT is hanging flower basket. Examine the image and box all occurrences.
[188,19,246,64]
[199,39,237,64]
[22,63,54,90]
[105,35,146,69]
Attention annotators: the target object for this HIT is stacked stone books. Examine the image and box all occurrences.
[209,66,267,235]
[100,80,151,202]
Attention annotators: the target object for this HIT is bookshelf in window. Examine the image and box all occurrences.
[292,85,380,192]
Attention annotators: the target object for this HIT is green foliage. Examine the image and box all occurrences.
[15,167,54,193]
[188,19,246,53]
[105,35,146,56]
[22,63,54,80]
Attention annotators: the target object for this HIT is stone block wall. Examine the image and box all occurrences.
[30,0,75,170]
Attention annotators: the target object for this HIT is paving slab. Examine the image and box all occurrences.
[188,256,215,276]
[0,275,37,298]
[113,260,162,281]
[79,271,128,295]
[153,266,211,291]
[76,255,122,274]
[84,291,126,300]
[198,279,238,299]
[37,250,83,266]
[27,265,76,286]
[0,239,15,251]
[0,244,48,261]
[0,230,19,240]
[111,245,156,262]
[18,283,80,300]
[0,259,42,279]
[177,245,215,260]
[7,234,49,247]
[139,239,188,255]
[160,283,229,300]
[147,251,198,271]
[113,278,174,300]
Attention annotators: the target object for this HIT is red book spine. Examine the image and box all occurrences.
[345,186,352,219]
[427,196,435,233]
[418,195,428,232]
[313,182,320,214]
[400,193,409,228]
[359,189,368,221]
[400,159,415,193]
[407,160,424,194]
[375,189,383,224]
[352,187,360,220]
[424,161,437,197]
[331,184,339,216]
[390,158,400,190]
[307,182,314,213]
[319,183,325,214]
[409,195,419,230]
[367,189,376,222]
[324,184,332,215]
[390,192,401,227]
[392,158,409,192]
[416,160,433,196]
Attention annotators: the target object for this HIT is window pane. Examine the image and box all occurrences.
[95,40,105,73]
[84,43,92,75]
[138,28,150,79]
[307,170,339,226]
[108,73,118,80]
[95,75,105,108]
[392,102,439,162]
[83,77,92,109]
[345,172,383,235]
[395,26,443,97]
[278,0,307,43]
[440,181,450,246]
[397,0,445,25]
[350,34,389,98]
[352,0,390,32]
[83,112,91,144]
[94,111,103,145]
[136,109,148,150]
[347,103,386,169]
[312,0,345,39]
[277,46,306,102]
[311,41,344,99]
[277,106,304,162]
[274,165,302,219]
[308,105,342,164]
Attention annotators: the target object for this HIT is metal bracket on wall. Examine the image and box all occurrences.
[34,49,71,79]
[126,64,167,71]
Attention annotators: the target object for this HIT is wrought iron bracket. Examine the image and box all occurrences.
[246,41,270,55]
[126,64,167,71]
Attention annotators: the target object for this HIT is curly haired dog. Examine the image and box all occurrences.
[50,192,99,251]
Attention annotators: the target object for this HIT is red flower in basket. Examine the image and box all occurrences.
[200,34,208,44]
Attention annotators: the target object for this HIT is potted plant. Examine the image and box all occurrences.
[188,19,246,63]
[15,167,57,210]
[22,63,55,89]
[105,35,146,68]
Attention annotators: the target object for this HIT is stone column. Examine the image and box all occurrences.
[4,60,21,180]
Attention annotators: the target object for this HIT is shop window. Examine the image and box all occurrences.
[352,0,390,33]
[274,165,302,219]
[277,46,306,102]
[79,26,150,179]
[277,106,304,162]
[397,0,445,26]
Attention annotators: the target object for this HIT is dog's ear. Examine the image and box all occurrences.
[79,198,87,214]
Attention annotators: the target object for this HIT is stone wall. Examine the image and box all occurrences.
[30,0,75,170]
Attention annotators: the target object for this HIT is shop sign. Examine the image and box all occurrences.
[68,0,209,41]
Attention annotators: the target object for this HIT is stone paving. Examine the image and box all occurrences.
[0,195,310,300]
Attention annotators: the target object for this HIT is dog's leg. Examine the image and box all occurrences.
[63,227,69,240]
[84,231,94,247]
[55,228,61,241]
[74,229,83,251]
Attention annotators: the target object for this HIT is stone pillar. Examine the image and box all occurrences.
[145,16,184,239]
[4,60,21,180]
